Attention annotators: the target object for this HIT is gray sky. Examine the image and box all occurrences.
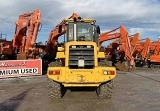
[0,0,160,46]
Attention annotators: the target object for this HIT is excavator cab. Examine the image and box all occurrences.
[47,13,116,99]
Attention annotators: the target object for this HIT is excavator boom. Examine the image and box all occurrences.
[132,37,150,67]
[12,9,42,60]
[25,9,41,50]
[99,33,120,44]
[130,33,140,54]
[141,38,151,60]
[41,13,79,62]
[98,26,135,71]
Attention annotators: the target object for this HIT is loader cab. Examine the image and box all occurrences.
[65,20,100,42]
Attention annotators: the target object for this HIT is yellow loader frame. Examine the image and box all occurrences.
[47,41,116,87]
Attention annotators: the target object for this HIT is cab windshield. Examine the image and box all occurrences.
[77,22,93,41]
[67,22,93,41]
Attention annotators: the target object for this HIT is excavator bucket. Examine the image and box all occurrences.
[17,53,27,60]
[115,62,129,71]
[115,61,136,71]
[98,25,136,72]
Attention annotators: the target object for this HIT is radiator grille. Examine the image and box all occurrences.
[69,45,94,69]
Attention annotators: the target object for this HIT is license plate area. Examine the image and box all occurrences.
[69,70,95,83]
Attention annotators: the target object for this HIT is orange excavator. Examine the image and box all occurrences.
[130,33,140,54]
[12,9,42,60]
[0,33,14,60]
[113,33,150,68]
[40,13,79,63]
[147,40,160,68]
[132,38,151,67]
[98,25,135,71]
[104,33,140,59]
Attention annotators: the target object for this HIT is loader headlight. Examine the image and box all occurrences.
[72,45,76,48]
[103,70,115,75]
[103,71,108,75]
[58,47,64,51]
[87,45,91,48]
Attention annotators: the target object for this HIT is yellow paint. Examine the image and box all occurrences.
[47,66,116,87]
[56,52,65,58]
[97,52,105,58]
[57,47,64,52]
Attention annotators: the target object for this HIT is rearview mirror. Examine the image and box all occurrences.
[96,26,100,34]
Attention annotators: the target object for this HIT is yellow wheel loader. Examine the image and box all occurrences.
[45,13,116,99]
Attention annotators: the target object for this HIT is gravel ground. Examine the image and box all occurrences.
[0,67,160,111]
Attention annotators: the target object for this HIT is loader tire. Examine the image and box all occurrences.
[47,78,65,99]
[47,60,66,99]
[96,80,114,99]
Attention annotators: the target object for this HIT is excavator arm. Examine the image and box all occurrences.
[12,12,32,53]
[99,26,135,68]
[132,38,150,59]
[131,38,150,67]
[98,26,121,45]
[119,26,134,66]
[130,33,140,54]
[99,33,120,45]
[140,38,151,60]
[42,13,79,62]
[106,32,140,54]
[25,9,41,51]
[12,9,42,59]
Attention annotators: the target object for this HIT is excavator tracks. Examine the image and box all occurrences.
[150,64,160,69]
